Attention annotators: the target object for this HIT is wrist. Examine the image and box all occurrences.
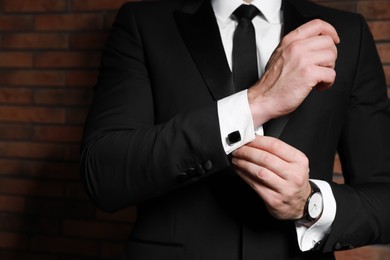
[247,88,274,127]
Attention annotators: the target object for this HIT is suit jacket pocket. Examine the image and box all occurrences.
[122,239,184,260]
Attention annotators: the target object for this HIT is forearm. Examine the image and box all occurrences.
[81,104,230,212]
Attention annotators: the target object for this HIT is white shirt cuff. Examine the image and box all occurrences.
[295,179,337,251]
[217,90,257,154]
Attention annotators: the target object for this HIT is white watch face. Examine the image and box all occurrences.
[308,192,323,219]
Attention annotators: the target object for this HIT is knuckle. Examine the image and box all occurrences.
[326,68,337,81]
[269,196,283,209]
[325,48,337,61]
[282,33,294,46]
[287,41,303,57]
[296,153,309,169]
[255,167,267,180]
[261,153,274,166]
[268,138,283,152]
[300,153,309,167]
[311,18,324,28]
[330,48,338,59]
[237,146,248,159]
[296,173,308,187]
[300,65,315,81]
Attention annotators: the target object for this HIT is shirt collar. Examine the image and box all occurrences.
[211,0,282,23]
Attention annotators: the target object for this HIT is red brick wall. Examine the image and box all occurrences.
[0,0,136,259]
[0,0,388,259]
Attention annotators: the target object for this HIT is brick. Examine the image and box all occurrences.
[63,219,133,240]
[66,70,98,87]
[0,213,60,234]
[336,245,390,260]
[377,43,390,63]
[104,12,118,29]
[64,144,81,161]
[65,108,89,124]
[384,66,390,87]
[0,106,65,123]
[33,89,92,106]
[34,51,100,69]
[3,0,67,13]
[0,231,29,250]
[0,159,80,180]
[69,32,108,49]
[71,0,131,11]
[333,172,344,184]
[0,141,67,159]
[31,161,80,180]
[0,195,26,212]
[35,14,103,31]
[0,52,33,68]
[368,21,390,41]
[0,159,32,176]
[0,124,32,140]
[33,126,83,143]
[100,241,125,258]
[26,198,95,218]
[0,70,65,86]
[0,16,34,31]
[0,178,65,197]
[1,33,68,49]
[65,182,89,199]
[0,251,57,260]
[0,88,33,104]
[357,1,390,20]
[31,236,98,256]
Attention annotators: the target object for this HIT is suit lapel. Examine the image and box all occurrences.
[174,0,235,100]
[265,0,317,138]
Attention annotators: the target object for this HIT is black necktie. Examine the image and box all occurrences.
[232,5,260,92]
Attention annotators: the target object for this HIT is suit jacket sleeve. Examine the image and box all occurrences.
[322,15,390,251]
[80,3,230,212]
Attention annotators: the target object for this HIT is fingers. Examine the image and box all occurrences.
[245,136,307,164]
[232,145,289,181]
[232,136,311,220]
[295,35,338,67]
[232,136,309,181]
[283,19,340,46]
[283,35,337,90]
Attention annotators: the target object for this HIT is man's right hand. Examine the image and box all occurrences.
[248,19,340,127]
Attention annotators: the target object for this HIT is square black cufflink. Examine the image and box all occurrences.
[227,130,241,145]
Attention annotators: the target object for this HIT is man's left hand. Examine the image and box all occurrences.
[232,135,312,220]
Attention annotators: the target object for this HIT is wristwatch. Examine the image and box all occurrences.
[300,181,323,223]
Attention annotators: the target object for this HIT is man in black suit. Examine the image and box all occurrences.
[80,0,390,259]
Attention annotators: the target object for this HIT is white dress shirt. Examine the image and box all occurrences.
[212,0,336,251]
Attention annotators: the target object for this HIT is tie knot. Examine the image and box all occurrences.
[233,5,260,21]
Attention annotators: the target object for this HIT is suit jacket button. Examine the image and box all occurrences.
[195,164,205,175]
[203,160,212,171]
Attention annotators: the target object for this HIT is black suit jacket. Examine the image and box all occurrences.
[80,0,390,259]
